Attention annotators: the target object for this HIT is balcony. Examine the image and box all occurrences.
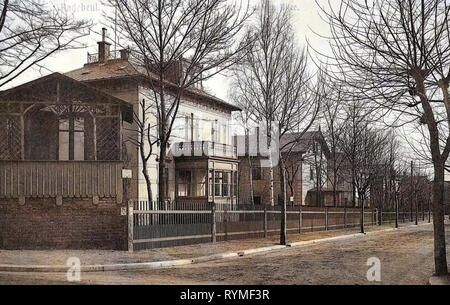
[172,141,237,159]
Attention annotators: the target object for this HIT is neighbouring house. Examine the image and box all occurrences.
[0,29,240,250]
[321,152,355,207]
[236,130,342,206]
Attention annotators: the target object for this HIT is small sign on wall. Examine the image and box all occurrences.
[121,207,127,216]
[122,169,132,179]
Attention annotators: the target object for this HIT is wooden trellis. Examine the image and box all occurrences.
[0,115,21,160]
[97,117,121,161]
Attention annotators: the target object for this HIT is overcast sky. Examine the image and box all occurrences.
[7,0,336,99]
[7,0,436,176]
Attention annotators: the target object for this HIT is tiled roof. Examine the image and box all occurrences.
[65,59,142,82]
[234,130,328,156]
[279,131,324,153]
[64,59,241,112]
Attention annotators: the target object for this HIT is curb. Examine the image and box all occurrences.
[287,233,364,247]
[0,223,433,273]
[428,275,450,285]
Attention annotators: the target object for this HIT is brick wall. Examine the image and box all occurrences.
[238,157,303,206]
[0,198,127,250]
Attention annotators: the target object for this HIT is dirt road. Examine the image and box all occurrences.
[0,224,448,285]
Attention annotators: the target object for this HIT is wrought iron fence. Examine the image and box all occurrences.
[131,202,388,251]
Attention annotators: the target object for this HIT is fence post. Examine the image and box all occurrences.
[344,206,347,228]
[325,207,329,231]
[211,202,216,243]
[264,205,268,238]
[127,200,134,253]
[299,208,302,234]
[224,205,228,241]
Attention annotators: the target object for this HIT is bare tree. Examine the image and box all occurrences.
[318,0,449,275]
[126,99,159,202]
[322,86,346,207]
[391,158,408,228]
[106,0,253,203]
[303,133,327,207]
[285,156,301,205]
[232,0,298,208]
[232,0,321,244]
[0,0,90,88]
[373,130,402,224]
[230,89,256,205]
[337,102,390,233]
[336,101,368,208]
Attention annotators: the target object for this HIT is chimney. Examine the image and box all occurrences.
[120,48,130,60]
[98,28,111,62]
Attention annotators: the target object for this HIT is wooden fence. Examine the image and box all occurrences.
[0,161,123,202]
[131,202,415,251]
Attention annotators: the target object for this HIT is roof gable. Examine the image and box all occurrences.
[0,72,134,123]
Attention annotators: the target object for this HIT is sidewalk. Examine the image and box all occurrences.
[0,221,431,272]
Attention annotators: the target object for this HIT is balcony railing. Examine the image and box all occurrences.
[87,50,122,64]
[173,141,237,159]
[0,161,123,203]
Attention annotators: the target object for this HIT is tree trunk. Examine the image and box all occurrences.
[268,152,275,206]
[333,167,337,207]
[142,162,153,203]
[279,161,287,245]
[352,177,356,208]
[410,161,414,222]
[395,188,399,229]
[158,142,167,204]
[431,162,448,276]
[360,197,365,234]
[415,190,418,226]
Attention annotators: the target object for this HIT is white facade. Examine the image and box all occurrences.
[301,144,328,205]
[136,86,233,201]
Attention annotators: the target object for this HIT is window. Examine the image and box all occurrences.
[215,171,223,197]
[254,196,261,205]
[252,166,262,180]
[177,170,191,197]
[184,113,201,142]
[185,115,192,142]
[310,165,314,181]
[193,170,206,197]
[177,170,206,197]
[192,116,201,142]
[233,172,238,198]
[222,172,230,197]
[221,123,228,144]
[58,117,84,161]
[212,120,220,143]
[211,170,234,198]
[209,170,214,196]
